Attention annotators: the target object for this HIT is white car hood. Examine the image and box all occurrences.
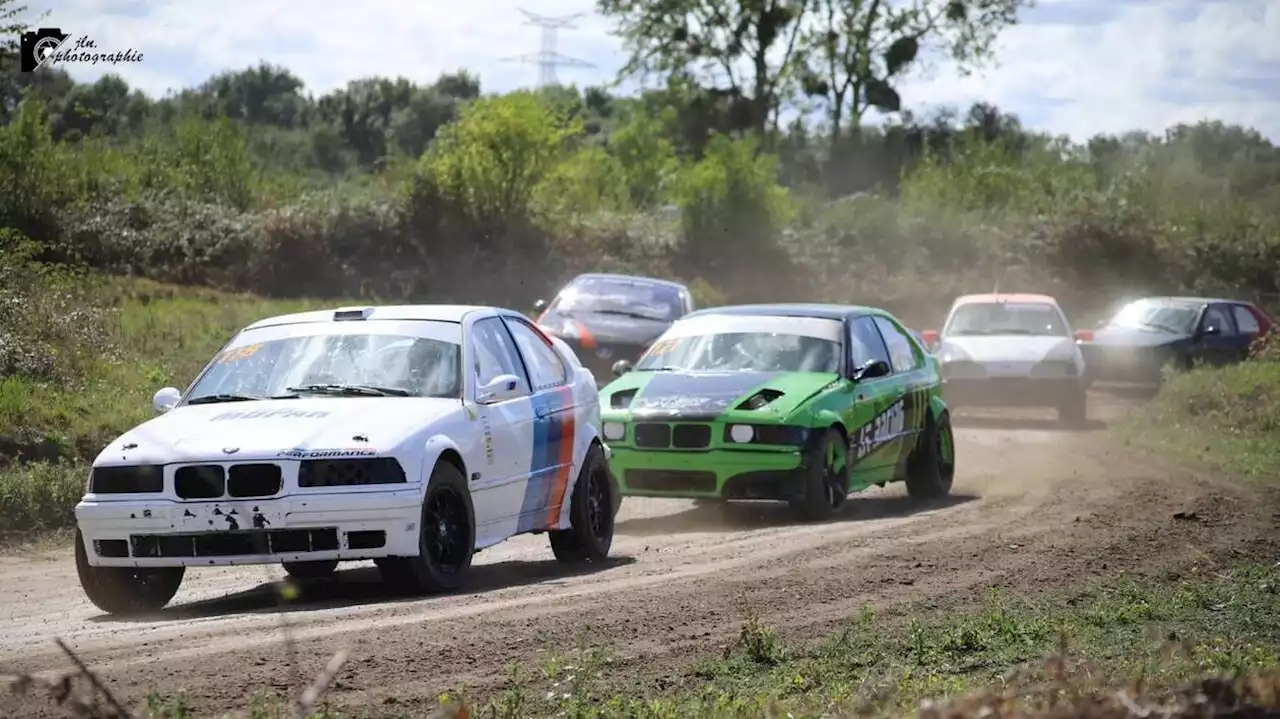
[95,397,465,466]
[940,335,1078,364]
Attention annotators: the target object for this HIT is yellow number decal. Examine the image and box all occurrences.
[217,344,262,364]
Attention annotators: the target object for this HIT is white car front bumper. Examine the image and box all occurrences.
[76,489,424,568]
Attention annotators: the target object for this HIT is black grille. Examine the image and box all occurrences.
[90,465,163,494]
[130,528,340,558]
[227,464,283,498]
[175,465,225,499]
[671,424,711,448]
[298,458,407,487]
[633,423,671,448]
[625,469,717,493]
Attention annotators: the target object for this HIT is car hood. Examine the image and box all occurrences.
[1088,325,1189,348]
[539,310,672,346]
[939,335,1076,363]
[94,397,465,466]
[601,369,839,420]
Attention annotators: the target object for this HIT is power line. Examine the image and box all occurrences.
[500,8,596,87]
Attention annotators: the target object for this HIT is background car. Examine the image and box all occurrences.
[73,304,617,615]
[920,293,1089,423]
[1076,296,1275,385]
[534,273,695,382]
[598,303,955,522]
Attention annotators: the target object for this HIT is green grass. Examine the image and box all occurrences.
[1121,356,1280,480]
[430,561,1279,719]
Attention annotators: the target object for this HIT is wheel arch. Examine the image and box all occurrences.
[928,392,949,425]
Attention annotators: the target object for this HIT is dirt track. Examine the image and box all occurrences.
[2,392,1276,717]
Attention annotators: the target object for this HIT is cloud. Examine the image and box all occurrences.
[23,0,1280,141]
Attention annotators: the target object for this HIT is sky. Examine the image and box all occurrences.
[22,0,1280,142]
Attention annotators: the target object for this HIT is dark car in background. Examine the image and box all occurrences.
[1076,296,1274,384]
[534,273,695,381]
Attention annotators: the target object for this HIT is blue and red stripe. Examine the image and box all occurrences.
[517,386,576,532]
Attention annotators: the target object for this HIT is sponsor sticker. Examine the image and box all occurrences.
[277,447,377,459]
[211,408,332,421]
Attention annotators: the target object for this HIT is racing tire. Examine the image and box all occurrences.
[74,529,184,616]
[376,460,475,594]
[1056,388,1087,426]
[789,428,850,522]
[905,411,955,500]
[282,559,339,580]
[549,443,615,563]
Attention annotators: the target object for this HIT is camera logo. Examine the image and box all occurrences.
[20,28,71,72]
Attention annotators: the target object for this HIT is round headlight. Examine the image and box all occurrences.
[603,421,626,441]
[729,424,754,443]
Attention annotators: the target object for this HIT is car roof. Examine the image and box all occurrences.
[953,293,1059,306]
[567,273,688,291]
[684,303,885,321]
[242,304,514,330]
[1126,295,1246,307]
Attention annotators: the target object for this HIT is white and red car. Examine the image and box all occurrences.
[920,293,1090,423]
[75,305,617,615]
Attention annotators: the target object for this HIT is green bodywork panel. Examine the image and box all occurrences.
[597,310,951,501]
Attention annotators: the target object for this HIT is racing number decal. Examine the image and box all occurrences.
[216,343,262,364]
[851,396,906,461]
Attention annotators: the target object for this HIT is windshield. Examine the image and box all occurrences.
[187,329,462,402]
[1106,300,1201,334]
[634,316,843,373]
[944,302,1068,337]
[549,277,683,322]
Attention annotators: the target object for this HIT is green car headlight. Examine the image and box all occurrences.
[603,421,627,441]
[724,424,807,446]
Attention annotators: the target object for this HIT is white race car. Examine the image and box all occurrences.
[920,293,1090,423]
[74,304,617,615]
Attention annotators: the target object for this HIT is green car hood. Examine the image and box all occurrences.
[600,370,839,420]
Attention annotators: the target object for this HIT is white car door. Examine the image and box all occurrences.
[466,316,536,547]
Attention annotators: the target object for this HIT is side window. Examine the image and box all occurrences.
[873,317,920,374]
[1202,305,1237,336]
[1232,305,1261,335]
[471,318,527,390]
[849,317,892,372]
[504,318,569,391]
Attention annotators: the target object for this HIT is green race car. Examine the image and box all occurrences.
[598,304,955,521]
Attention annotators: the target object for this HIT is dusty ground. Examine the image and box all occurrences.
[2,391,1276,717]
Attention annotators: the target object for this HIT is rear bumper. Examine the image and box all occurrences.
[75,489,423,568]
[942,376,1084,407]
[609,446,807,500]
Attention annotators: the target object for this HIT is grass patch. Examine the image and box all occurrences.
[1122,356,1280,480]
[427,560,1280,718]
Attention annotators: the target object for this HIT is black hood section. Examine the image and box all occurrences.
[630,371,783,419]
[541,310,672,345]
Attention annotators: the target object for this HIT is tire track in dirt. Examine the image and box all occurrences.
[3,392,1275,717]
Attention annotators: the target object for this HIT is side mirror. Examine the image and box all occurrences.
[153,387,181,414]
[476,374,523,404]
[1074,329,1094,343]
[611,359,634,377]
[853,358,891,381]
[532,299,547,312]
[920,329,939,351]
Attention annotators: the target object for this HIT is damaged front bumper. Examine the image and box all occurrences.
[75,489,423,568]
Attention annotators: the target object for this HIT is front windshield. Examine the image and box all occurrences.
[549,277,682,322]
[634,316,843,373]
[945,302,1067,337]
[187,330,462,401]
[1106,300,1200,334]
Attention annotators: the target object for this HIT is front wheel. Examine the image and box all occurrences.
[377,461,475,594]
[75,529,184,615]
[789,428,849,522]
[905,411,955,500]
[549,443,615,563]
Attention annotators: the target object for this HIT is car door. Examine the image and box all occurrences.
[1229,303,1264,358]
[502,316,578,533]
[467,316,536,546]
[1195,303,1242,366]
[873,316,934,473]
[844,316,902,484]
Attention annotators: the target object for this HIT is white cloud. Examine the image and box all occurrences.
[23,0,1280,141]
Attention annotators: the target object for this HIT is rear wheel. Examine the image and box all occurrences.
[790,428,849,522]
[905,411,955,500]
[75,529,184,615]
[282,559,339,580]
[550,443,615,563]
[377,461,474,593]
